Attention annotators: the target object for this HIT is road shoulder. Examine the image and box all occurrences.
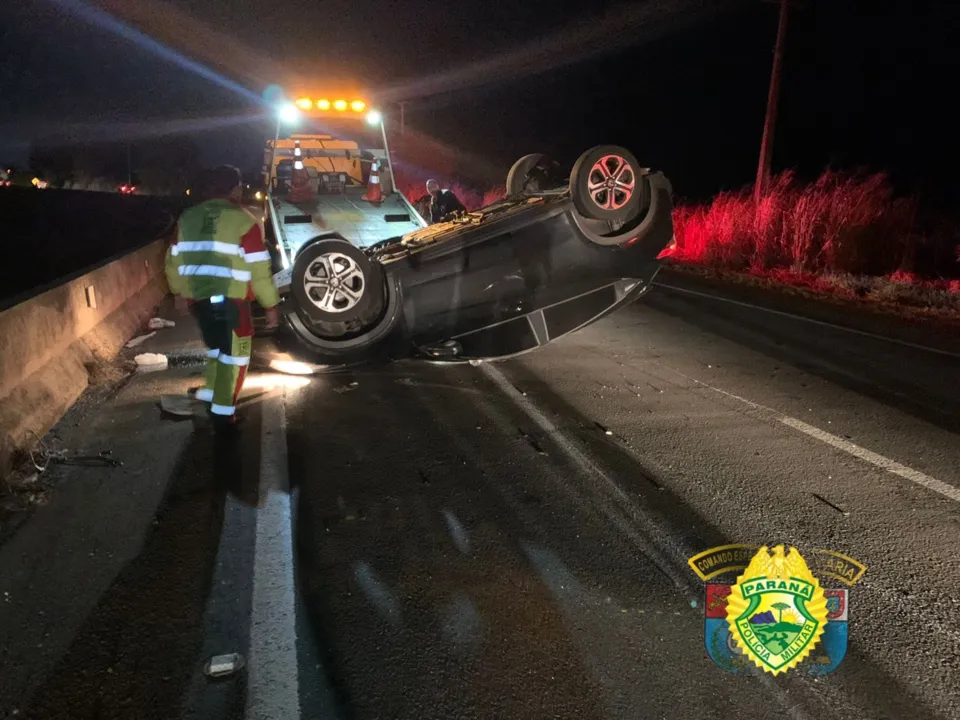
[658,264,960,354]
[0,353,207,716]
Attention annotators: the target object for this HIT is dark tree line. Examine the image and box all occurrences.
[28,135,202,195]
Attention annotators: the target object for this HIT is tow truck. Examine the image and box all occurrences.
[259,94,676,373]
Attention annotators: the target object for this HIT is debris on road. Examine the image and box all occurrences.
[147,317,176,330]
[24,428,120,470]
[2,432,122,525]
[812,492,850,516]
[125,331,157,349]
[159,394,198,418]
[594,421,614,436]
[203,653,245,679]
[52,451,122,468]
[518,428,547,455]
[134,353,168,372]
[334,380,359,394]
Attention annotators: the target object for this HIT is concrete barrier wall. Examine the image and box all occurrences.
[0,240,169,474]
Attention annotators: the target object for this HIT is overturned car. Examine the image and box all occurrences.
[258,111,674,373]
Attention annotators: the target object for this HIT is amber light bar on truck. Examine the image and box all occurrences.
[296,97,368,113]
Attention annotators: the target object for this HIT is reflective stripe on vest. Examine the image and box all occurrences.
[178,265,252,281]
[217,353,250,366]
[174,201,252,285]
[173,242,270,266]
[171,240,241,257]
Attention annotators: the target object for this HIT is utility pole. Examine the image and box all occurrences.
[755,0,790,205]
[398,101,406,135]
[126,144,132,187]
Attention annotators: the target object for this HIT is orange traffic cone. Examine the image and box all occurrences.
[362,161,383,204]
[289,159,315,202]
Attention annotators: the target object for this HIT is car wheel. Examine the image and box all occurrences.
[506,153,557,196]
[291,236,384,324]
[282,271,403,358]
[570,145,642,222]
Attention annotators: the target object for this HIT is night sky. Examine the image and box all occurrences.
[2,0,958,202]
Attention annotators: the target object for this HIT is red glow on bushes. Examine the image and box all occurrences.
[672,170,958,279]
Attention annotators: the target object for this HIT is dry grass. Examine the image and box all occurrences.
[672,170,930,275]
[672,170,960,315]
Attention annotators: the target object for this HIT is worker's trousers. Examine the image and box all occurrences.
[191,298,253,417]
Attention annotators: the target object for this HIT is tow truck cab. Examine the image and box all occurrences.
[261,97,422,261]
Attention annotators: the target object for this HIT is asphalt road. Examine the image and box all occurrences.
[1,278,958,720]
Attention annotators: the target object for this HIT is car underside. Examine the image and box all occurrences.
[259,145,675,374]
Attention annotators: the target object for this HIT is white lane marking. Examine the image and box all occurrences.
[479,363,699,601]
[682,374,960,505]
[481,363,811,720]
[246,391,301,720]
[654,281,960,359]
[778,416,960,503]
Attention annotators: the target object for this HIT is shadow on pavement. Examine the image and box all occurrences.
[500,359,950,720]
[287,365,609,720]
[20,427,233,720]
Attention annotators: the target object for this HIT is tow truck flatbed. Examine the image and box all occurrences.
[272,189,424,258]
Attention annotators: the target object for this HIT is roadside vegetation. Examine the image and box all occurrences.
[671,170,960,316]
[395,162,960,317]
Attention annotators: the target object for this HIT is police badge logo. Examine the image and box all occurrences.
[689,544,866,677]
[724,545,827,675]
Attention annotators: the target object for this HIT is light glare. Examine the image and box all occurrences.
[270,359,315,375]
[243,372,311,390]
[278,103,300,124]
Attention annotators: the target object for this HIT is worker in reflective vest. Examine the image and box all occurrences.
[165,165,280,424]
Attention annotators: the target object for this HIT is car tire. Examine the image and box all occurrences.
[570,145,642,222]
[506,153,554,196]
[291,236,384,324]
[283,271,403,358]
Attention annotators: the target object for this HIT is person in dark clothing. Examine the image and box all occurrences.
[426,178,466,224]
